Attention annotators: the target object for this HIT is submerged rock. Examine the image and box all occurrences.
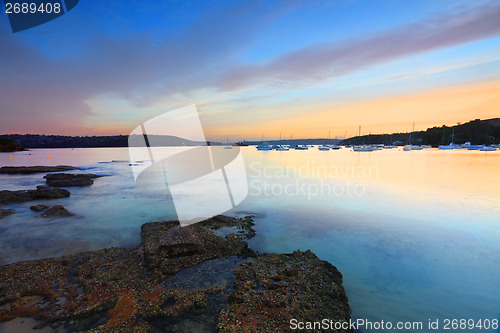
[40,205,74,217]
[0,165,78,174]
[0,215,352,332]
[30,204,50,212]
[0,209,16,219]
[44,173,104,187]
[0,187,70,204]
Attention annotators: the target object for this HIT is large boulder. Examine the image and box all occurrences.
[0,186,70,204]
[43,173,103,187]
[218,250,352,333]
[0,165,78,174]
[139,216,255,276]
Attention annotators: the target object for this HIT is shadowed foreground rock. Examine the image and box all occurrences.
[44,173,104,187]
[0,215,352,332]
[0,186,70,204]
[139,216,255,276]
[218,251,351,333]
[0,165,78,174]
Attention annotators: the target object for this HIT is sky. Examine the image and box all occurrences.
[0,0,499,141]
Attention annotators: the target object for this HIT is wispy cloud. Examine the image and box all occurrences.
[388,56,500,82]
[218,1,500,90]
[0,2,295,134]
[0,1,499,135]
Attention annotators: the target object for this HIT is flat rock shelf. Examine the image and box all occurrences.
[0,215,352,333]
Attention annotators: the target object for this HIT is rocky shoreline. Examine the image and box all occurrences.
[0,165,352,332]
[0,165,79,174]
[0,185,71,204]
[0,166,102,216]
[0,215,352,332]
[44,173,104,187]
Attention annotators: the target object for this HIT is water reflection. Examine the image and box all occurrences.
[1,147,499,332]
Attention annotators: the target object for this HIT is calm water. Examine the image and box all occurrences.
[1,147,499,332]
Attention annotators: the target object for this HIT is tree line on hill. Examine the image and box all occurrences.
[0,134,218,149]
[0,137,25,152]
[341,118,500,146]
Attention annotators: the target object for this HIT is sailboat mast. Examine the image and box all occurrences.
[412,121,415,145]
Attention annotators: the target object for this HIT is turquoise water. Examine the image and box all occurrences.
[1,147,499,332]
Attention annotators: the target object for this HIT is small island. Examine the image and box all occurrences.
[0,137,24,153]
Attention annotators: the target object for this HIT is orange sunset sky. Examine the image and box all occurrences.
[1,1,499,140]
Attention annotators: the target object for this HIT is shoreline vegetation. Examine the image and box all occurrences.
[0,137,25,152]
[1,117,499,149]
[0,165,352,332]
[343,118,500,146]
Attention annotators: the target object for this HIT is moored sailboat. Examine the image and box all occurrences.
[353,126,373,151]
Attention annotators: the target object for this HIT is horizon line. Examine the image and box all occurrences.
[1,117,498,141]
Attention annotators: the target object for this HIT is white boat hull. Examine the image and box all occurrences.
[353,146,373,152]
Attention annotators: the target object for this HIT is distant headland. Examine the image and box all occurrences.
[342,118,500,146]
[0,137,25,152]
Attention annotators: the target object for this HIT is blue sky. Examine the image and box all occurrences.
[1,0,499,140]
